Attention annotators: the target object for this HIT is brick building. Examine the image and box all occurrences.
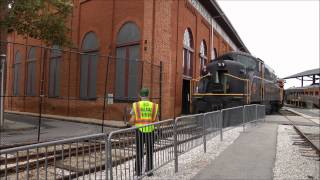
[4,0,249,122]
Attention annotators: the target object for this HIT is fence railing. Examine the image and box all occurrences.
[0,133,107,180]
[0,104,265,180]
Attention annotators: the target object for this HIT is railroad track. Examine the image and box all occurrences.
[280,110,320,158]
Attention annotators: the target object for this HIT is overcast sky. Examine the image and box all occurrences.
[216,0,319,88]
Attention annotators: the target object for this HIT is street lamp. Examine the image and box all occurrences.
[0,54,6,127]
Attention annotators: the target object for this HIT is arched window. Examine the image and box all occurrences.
[49,45,62,97]
[80,32,99,99]
[13,51,21,96]
[26,47,36,96]
[115,22,141,100]
[199,40,207,75]
[183,28,194,77]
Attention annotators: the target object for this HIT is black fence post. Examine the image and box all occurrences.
[159,61,163,121]
[102,56,110,133]
[37,47,47,142]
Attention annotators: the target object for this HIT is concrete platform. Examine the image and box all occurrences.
[192,117,279,180]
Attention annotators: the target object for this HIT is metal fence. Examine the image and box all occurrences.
[107,119,175,180]
[0,41,163,147]
[0,105,265,180]
[0,133,107,180]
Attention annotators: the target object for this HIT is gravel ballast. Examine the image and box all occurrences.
[273,125,320,180]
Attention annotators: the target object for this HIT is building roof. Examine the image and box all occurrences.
[283,68,320,79]
[199,0,250,53]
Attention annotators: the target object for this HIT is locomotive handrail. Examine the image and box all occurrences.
[252,75,274,84]
[193,93,249,96]
[224,73,248,81]
[192,73,212,82]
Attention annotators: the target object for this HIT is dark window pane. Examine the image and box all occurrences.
[115,47,126,98]
[13,51,21,96]
[237,55,258,71]
[128,45,140,99]
[27,48,36,96]
[183,28,194,77]
[80,55,89,98]
[15,51,21,63]
[49,58,61,97]
[82,32,99,50]
[13,64,20,96]
[88,54,98,98]
[116,22,141,45]
[49,45,61,97]
[80,32,99,99]
[183,49,188,75]
[55,59,60,96]
[49,59,55,96]
[28,47,36,59]
[115,22,141,100]
[28,62,36,96]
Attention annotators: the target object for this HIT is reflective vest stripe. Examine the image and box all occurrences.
[135,102,142,122]
[133,103,137,123]
[151,103,156,121]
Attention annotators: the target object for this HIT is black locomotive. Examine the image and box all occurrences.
[192,52,283,114]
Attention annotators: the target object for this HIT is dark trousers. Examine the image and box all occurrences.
[135,130,154,176]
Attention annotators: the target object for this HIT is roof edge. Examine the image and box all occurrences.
[199,0,249,53]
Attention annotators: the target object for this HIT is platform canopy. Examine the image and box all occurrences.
[283,68,320,87]
[283,68,320,79]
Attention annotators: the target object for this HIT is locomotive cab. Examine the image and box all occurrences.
[192,51,283,114]
[193,59,247,113]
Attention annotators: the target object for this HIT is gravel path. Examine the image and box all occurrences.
[145,127,242,180]
[273,125,320,180]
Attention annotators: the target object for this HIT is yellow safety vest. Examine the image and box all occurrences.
[133,100,158,133]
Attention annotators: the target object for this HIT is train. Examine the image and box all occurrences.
[285,84,320,108]
[192,51,284,114]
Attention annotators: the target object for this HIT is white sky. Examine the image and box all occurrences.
[216,0,319,89]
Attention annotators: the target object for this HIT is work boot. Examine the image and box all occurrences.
[147,172,154,177]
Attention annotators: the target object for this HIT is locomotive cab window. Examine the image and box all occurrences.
[237,55,257,71]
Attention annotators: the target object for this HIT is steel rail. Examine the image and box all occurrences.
[281,114,320,155]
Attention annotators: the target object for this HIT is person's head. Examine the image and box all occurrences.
[139,87,150,99]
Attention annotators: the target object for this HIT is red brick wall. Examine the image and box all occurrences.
[5,0,236,121]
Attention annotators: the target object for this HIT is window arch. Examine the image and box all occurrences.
[80,32,99,99]
[200,40,208,75]
[49,45,62,97]
[115,22,141,100]
[13,51,21,96]
[26,47,36,96]
[183,28,194,77]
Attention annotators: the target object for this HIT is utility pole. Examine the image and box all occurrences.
[0,54,6,127]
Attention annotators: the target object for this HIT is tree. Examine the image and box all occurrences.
[0,0,73,50]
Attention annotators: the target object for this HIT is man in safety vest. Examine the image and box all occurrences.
[129,87,159,177]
